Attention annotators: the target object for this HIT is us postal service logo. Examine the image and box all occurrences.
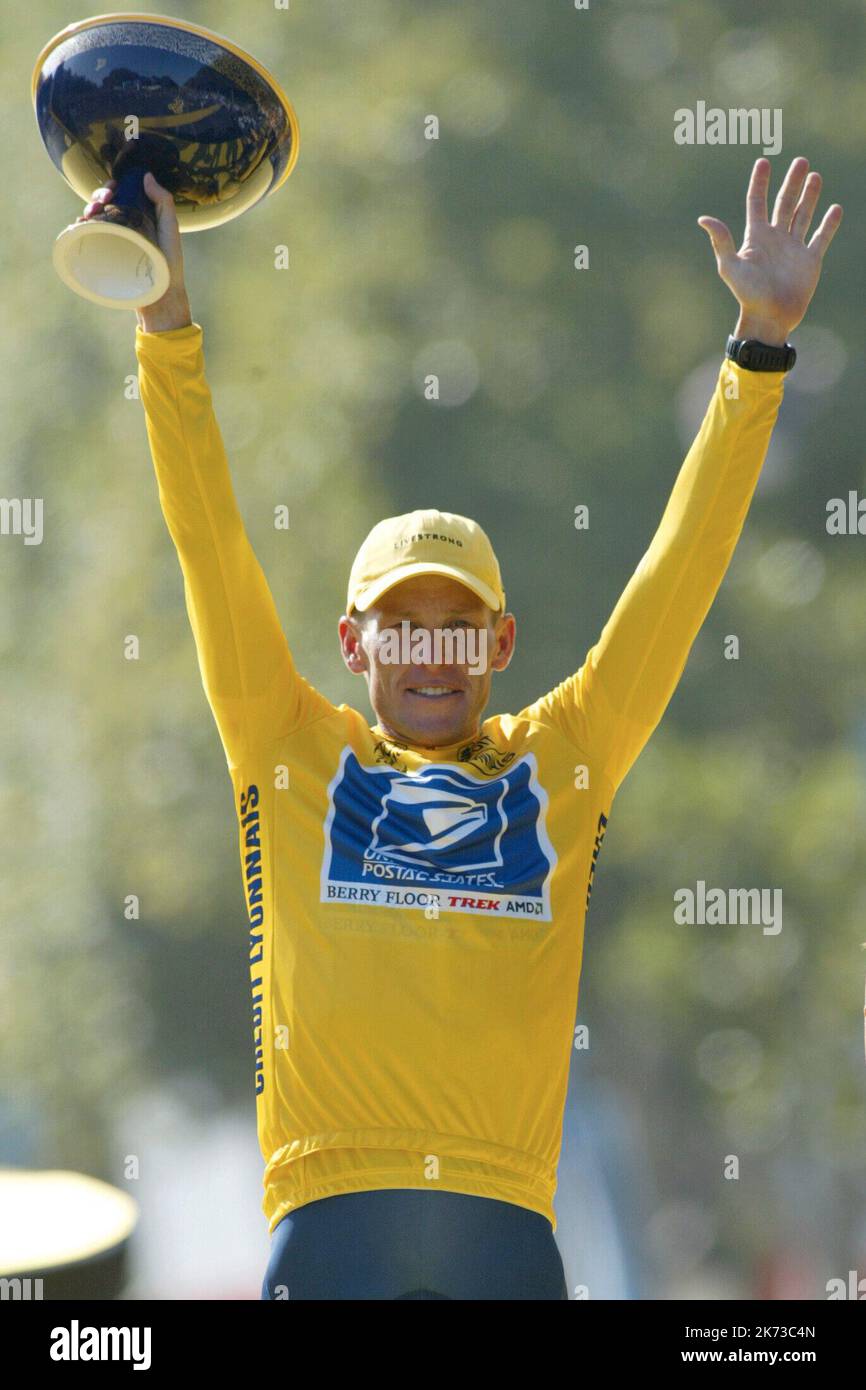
[320,749,556,919]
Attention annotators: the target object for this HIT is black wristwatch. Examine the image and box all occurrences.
[725,335,796,372]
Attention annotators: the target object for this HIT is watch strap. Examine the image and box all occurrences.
[725,335,796,372]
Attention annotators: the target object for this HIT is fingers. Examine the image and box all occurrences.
[142,171,173,206]
[88,181,117,204]
[790,171,822,240]
[76,181,117,222]
[771,156,810,228]
[807,202,844,259]
[697,216,736,266]
[745,157,770,227]
[76,172,177,227]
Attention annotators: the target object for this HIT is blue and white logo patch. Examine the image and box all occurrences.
[320,749,556,919]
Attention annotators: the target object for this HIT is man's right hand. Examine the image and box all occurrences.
[77,172,192,332]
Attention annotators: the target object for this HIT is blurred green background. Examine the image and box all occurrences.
[2,0,864,1297]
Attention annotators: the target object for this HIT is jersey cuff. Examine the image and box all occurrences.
[720,356,787,395]
[134,321,203,360]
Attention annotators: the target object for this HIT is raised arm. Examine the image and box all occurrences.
[519,157,842,796]
[80,175,335,769]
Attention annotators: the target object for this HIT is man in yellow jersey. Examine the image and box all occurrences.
[80,157,841,1299]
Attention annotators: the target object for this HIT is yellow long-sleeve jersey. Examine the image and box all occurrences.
[135,323,785,1233]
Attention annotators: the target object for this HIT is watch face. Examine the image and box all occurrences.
[726,338,793,371]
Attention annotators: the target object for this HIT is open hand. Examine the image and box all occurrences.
[698,157,842,346]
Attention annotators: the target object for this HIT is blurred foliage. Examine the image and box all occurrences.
[1,0,864,1291]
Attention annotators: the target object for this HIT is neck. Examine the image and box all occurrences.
[375,717,480,751]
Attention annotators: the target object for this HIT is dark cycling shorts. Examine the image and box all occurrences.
[261,1188,568,1300]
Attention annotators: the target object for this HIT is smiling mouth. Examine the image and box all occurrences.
[406,686,462,699]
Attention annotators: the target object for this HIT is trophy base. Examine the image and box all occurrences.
[52,219,171,311]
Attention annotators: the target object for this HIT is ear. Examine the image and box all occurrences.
[338,612,368,674]
[490,611,516,673]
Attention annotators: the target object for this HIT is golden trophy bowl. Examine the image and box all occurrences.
[32,12,300,309]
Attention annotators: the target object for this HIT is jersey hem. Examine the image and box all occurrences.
[262,1130,559,1235]
[264,1170,556,1235]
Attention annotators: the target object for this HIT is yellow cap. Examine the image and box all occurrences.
[347,509,506,615]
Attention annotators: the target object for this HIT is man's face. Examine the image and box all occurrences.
[338,574,516,749]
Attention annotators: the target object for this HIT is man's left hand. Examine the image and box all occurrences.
[698,156,842,347]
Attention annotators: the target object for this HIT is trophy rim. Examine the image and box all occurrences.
[31,11,300,191]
